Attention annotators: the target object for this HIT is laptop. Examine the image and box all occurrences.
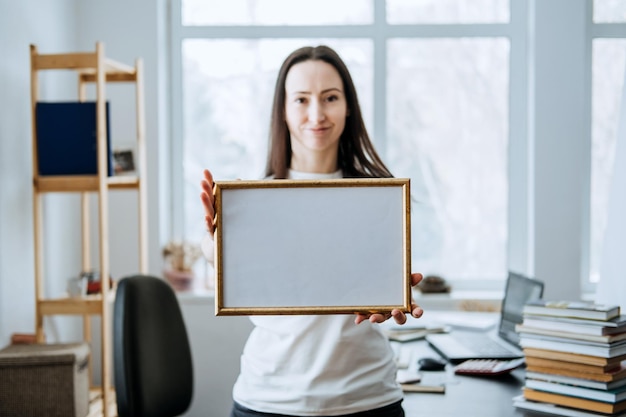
[425,272,544,363]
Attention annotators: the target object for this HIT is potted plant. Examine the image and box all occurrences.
[162,240,203,291]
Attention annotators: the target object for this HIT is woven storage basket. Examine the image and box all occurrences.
[0,342,90,417]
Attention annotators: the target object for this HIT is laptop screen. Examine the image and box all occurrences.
[498,272,544,346]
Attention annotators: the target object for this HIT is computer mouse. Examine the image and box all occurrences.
[418,357,447,371]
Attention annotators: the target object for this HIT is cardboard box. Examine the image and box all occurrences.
[0,342,90,417]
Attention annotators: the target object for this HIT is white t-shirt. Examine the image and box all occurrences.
[202,169,403,416]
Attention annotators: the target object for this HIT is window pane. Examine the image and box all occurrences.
[387,0,509,24]
[590,39,626,283]
[387,38,509,280]
[182,39,373,241]
[593,0,626,23]
[182,0,373,26]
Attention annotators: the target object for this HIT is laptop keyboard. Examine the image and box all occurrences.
[426,332,521,361]
[460,334,516,356]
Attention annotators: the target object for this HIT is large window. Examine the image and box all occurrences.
[172,0,626,291]
[172,1,626,292]
[172,0,514,285]
[386,38,509,278]
[589,1,626,289]
[171,0,513,289]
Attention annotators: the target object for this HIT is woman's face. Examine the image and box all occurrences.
[284,59,347,164]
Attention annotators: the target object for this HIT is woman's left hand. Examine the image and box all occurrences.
[354,273,424,325]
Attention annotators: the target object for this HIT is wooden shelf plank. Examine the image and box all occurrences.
[80,72,137,83]
[104,58,136,74]
[79,58,137,83]
[39,296,104,315]
[33,53,134,77]
[38,292,116,316]
[34,175,140,192]
[33,52,97,70]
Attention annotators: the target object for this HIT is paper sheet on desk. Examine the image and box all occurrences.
[399,371,447,394]
[381,320,449,342]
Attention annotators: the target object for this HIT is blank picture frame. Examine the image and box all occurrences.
[214,178,411,316]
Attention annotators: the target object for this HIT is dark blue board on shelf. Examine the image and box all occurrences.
[36,101,113,176]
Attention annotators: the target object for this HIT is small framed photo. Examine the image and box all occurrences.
[213,178,412,316]
[113,149,135,175]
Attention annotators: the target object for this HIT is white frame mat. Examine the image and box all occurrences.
[214,178,411,316]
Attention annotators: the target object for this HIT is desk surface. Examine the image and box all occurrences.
[399,336,546,417]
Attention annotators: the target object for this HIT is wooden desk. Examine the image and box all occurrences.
[400,339,545,417]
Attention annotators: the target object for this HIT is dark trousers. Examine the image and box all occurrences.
[230,400,405,417]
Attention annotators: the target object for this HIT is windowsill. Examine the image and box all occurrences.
[413,289,503,311]
[175,288,504,311]
[175,288,215,304]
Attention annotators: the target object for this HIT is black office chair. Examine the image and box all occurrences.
[113,275,193,417]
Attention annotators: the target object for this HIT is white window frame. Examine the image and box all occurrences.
[587,14,626,294]
[171,0,624,295]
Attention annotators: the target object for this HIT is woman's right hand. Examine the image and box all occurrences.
[200,169,216,235]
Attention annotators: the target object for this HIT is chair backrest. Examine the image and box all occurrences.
[114,275,193,417]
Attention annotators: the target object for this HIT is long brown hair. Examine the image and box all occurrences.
[265,45,393,179]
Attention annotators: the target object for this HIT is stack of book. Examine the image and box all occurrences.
[513,300,626,417]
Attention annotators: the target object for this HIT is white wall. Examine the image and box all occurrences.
[179,297,253,417]
[0,0,80,347]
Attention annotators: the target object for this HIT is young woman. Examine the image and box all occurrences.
[201,45,424,417]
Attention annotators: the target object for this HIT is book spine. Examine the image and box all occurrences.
[520,338,614,357]
[522,305,618,321]
[525,379,620,402]
[519,331,623,347]
[522,314,626,330]
[523,347,624,366]
[523,388,619,414]
[516,324,617,343]
[525,371,619,389]
[521,318,608,335]
[514,397,603,417]
[525,364,623,381]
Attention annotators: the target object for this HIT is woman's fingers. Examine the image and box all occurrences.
[201,171,215,208]
[354,303,423,325]
[391,309,407,325]
[201,169,216,233]
[353,271,426,325]
[409,303,424,319]
[201,191,214,218]
[354,312,392,325]
[411,272,423,287]
[204,168,213,184]
[355,312,386,325]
